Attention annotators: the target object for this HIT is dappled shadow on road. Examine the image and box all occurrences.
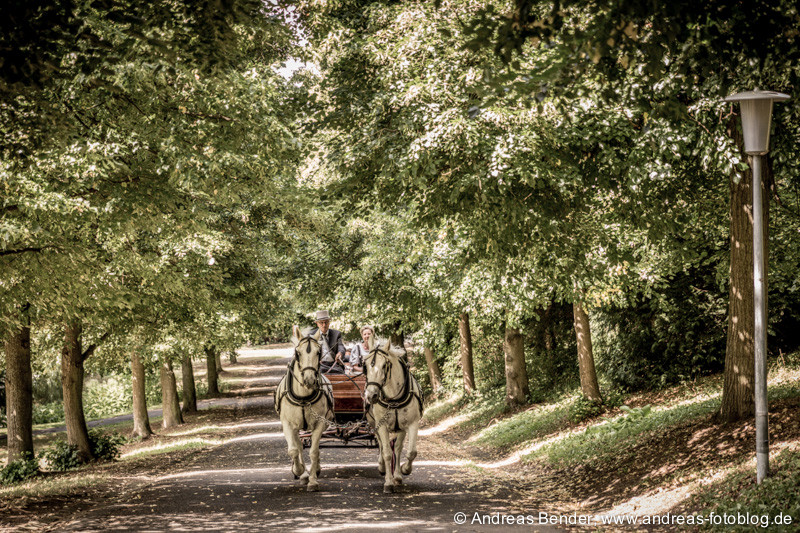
[57,457,531,532]
[5,345,562,533]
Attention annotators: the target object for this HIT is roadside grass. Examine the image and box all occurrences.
[422,389,515,435]
[120,437,219,460]
[523,369,800,469]
[471,397,573,449]
[421,394,464,425]
[0,472,111,500]
[525,395,722,467]
[686,442,800,531]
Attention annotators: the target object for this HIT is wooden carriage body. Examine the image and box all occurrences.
[300,368,377,447]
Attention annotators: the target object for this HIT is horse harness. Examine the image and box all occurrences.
[366,348,424,432]
[274,336,333,430]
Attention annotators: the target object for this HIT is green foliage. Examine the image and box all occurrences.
[568,394,605,424]
[84,377,132,420]
[39,441,82,472]
[696,446,800,531]
[89,430,126,461]
[33,401,65,425]
[0,453,39,486]
[595,269,727,391]
[37,431,125,471]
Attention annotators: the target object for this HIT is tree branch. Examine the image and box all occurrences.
[81,331,111,361]
[0,246,46,256]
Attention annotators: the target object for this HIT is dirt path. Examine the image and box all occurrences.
[30,346,562,533]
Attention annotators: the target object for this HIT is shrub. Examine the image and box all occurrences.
[84,377,131,419]
[568,394,604,424]
[0,453,39,485]
[32,401,65,424]
[39,440,82,471]
[89,430,126,461]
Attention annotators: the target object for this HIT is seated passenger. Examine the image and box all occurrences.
[345,325,374,371]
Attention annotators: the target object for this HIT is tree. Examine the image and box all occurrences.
[160,359,183,429]
[181,355,198,414]
[503,323,529,405]
[4,311,33,463]
[466,0,800,420]
[458,312,476,394]
[423,345,444,395]
[130,350,153,439]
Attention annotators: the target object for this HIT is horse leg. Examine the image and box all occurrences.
[392,429,406,486]
[400,419,419,476]
[282,422,305,481]
[376,434,386,474]
[306,420,325,492]
[376,426,395,493]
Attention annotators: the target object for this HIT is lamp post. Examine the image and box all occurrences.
[723,89,790,484]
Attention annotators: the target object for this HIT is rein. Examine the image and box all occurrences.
[365,347,417,411]
[277,336,333,421]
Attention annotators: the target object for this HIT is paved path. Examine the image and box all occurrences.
[17,346,562,532]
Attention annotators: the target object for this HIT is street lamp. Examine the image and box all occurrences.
[724,89,790,484]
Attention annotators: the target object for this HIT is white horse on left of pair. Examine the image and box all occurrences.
[363,336,424,493]
[274,326,333,491]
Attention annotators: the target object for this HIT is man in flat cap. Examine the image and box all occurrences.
[312,310,346,373]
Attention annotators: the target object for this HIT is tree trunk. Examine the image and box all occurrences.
[181,355,197,414]
[228,350,238,364]
[61,321,94,462]
[573,302,602,402]
[718,129,770,422]
[459,312,476,394]
[504,325,529,405]
[423,346,443,395]
[131,351,153,439]
[160,360,183,428]
[4,321,34,463]
[205,344,220,396]
[215,350,223,373]
[390,321,405,348]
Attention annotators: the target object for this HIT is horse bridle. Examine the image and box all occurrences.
[292,336,322,386]
[364,347,393,392]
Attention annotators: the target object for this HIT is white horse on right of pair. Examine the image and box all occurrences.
[363,336,423,493]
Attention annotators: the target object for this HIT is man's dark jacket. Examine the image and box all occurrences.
[310,327,346,360]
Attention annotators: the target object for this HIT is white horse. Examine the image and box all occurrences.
[274,326,333,491]
[364,336,424,493]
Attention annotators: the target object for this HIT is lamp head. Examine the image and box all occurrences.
[724,90,790,155]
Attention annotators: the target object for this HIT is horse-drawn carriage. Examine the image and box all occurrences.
[275,326,423,493]
[298,369,378,448]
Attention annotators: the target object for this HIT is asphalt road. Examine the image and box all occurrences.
[18,347,563,532]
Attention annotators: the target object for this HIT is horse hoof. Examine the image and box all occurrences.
[300,472,310,484]
[401,465,412,476]
[378,464,386,475]
[307,483,320,492]
[383,484,394,494]
[293,474,299,480]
